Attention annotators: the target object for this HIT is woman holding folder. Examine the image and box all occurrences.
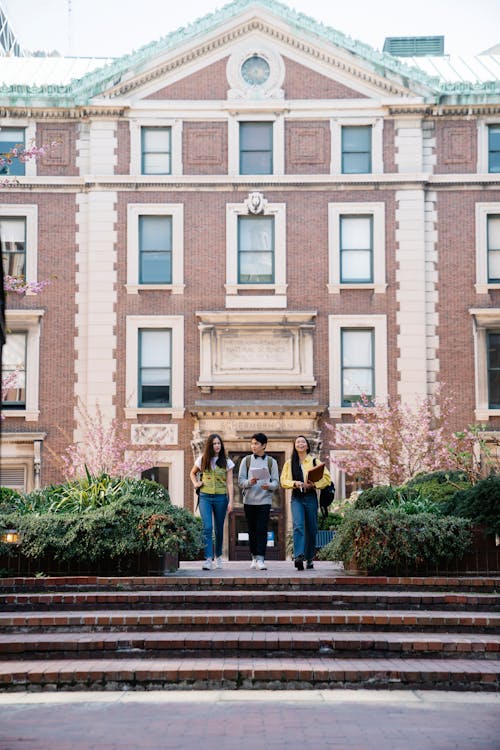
[280,435,331,570]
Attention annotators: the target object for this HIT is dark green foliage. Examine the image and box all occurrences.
[406,471,471,504]
[317,512,344,531]
[0,476,203,565]
[0,487,22,513]
[318,508,472,573]
[353,485,398,509]
[442,475,500,536]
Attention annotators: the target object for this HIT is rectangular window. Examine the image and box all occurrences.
[141,127,171,175]
[139,215,172,284]
[238,215,274,283]
[341,125,372,174]
[487,215,500,282]
[487,332,500,409]
[239,122,273,175]
[488,125,500,174]
[1,332,26,408]
[341,328,374,406]
[0,128,25,176]
[0,217,26,277]
[340,215,373,283]
[138,329,171,407]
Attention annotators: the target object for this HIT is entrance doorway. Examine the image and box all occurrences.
[228,451,286,561]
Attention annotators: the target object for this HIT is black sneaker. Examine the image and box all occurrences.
[294,554,304,571]
[306,561,314,570]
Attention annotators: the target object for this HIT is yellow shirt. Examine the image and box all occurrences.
[280,454,331,491]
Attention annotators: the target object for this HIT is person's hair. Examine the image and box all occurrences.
[251,432,268,446]
[200,433,228,472]
[291,435,311,481]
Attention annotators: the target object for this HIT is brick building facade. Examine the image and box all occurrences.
[1,0,499,559]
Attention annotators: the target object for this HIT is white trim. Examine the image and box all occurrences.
[129,118,183,176]
[328,314,388,418]
[125,315,184,419]
[469,308,500,421]
[126,203,184,293]
[328,201,386,293]
[3,310,44,421]
[477,119,500,174]
[475,202,500,293]
[225,198,286,307]
[0,204,38,285]
[228,114,284,176]
[330,118,383,175]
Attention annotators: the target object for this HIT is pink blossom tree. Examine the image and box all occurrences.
[327,392,498,487]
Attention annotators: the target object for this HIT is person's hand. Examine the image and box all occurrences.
[304,480,315,489]
[249,477,258,485]
[261,483,270,490]
[227,502,233,513]
[194,480,203,489]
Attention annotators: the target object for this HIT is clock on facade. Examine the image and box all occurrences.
[241,55,271,86]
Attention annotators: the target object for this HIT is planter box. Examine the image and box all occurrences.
[0,550,174,577]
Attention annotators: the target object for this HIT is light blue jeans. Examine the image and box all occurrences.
[291,493,318,562]
[198,492,229,559]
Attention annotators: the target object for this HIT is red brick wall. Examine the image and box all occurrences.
[285,121,330,174]
[145,57,229,100]
[183,122,228,174]
[434,120,477,174]
[36,123,79,177]
[283,56,368,99]
[383,119,397,173]
[115,121,131,175]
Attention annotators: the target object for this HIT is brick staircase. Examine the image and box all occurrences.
[0,562,499,691]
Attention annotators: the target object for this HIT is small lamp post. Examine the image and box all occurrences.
[1,529,20,545]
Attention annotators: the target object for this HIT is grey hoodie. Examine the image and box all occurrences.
[238,453,280,506]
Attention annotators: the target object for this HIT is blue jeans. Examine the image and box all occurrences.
[291,493,318,562]
[198,492,229,559]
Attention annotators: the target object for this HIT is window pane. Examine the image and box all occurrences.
[139,329,171,407]
[2,332,26,406]
[342,330,372,366]
[488,250,500,282]
[239,216,273,250]
[239,252,273,281]
[489,127,500,173]
[240,123,272,149]
[238,216,274,283]
[341,250,372,282]
[140,252,172,284]
[143,128,170,151]
[0,218,26,277]
[341,216,371,249]
[143,153,171,174]
[342,126,371,151]
[0,128,25,176]
[140,216,172,251]
[342,152,371,174]
[141,127,171,175]
[343,369,373,400]
[488,333,500,408]
[140,330,171,366]
[240,151,273,174]
[488,216,500,250]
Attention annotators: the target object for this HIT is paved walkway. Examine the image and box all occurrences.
[0,690,499,750]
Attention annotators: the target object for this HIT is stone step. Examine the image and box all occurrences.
[1,574,499,594]
[2,589,498,612]
[1,630,499,660]
[1,608,499,633]
[0,656,498,691]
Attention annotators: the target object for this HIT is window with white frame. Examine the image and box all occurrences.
[127,203,183,293]
[0,127,25,176]
[125,315,184,418]
[226,194,286,308]
[228,116,284,176]
[329,314,387,417]
[328,202,385,292]
[0,205,38,286]
[475,203,500,293]
[129,119,182,176]
[488,125,500,174]
[470,309,500,419]
[2,310,44,421]
[330,119,383,175]
[141,126,171,175]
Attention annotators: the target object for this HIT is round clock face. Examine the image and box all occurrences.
[241,55,270,86]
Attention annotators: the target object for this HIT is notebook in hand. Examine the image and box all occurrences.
[306,462,325,483]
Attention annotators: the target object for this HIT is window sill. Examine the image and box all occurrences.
[328,405,376,418]
[475,408,500,421]
[1,409,39,421]
[124,407,185,419]
[126,284,185,295]
[475,283,500,294]
[225,284,287,294]
[328,283,387,294]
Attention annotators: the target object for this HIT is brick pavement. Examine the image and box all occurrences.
[0,691,499,750]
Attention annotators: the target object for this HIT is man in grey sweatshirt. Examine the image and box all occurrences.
[238,433,280,570]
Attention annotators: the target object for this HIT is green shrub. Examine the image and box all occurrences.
[442,475,500,536]
[406,471,471,504]
[0,487,23,514]
[317,512,344,531]
[318,508,472,573]
[353,485,398,509]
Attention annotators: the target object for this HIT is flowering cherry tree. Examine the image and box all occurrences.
[57,401,158,480]
[328,392,497,486]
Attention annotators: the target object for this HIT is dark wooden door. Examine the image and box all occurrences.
[228,451,285,561]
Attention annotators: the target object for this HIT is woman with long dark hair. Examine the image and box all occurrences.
[190,433,234,570]
[280,435,331,570]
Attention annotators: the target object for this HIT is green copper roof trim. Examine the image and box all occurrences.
[0,0,498,106]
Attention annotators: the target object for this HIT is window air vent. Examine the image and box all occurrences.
[383,36,445,57]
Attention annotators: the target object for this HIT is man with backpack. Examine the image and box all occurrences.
[238,433,279,571]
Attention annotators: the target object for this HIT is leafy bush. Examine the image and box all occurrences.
[0,476,203,565]
[0,487,22,513]
[354,486,398,509]
[406,471,471,504]
[318,508,473,573]
[317,512,344,531]
[442,475,500,536]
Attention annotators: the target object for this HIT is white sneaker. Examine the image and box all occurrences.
[215,556,223,569]
[202,559,212,571]
[250,557,257,569]
[256,559,267,571]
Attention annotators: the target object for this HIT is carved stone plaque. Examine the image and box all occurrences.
[218,333,293,371]
[131,424,178,445]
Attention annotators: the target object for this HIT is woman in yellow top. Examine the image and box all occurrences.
[190,433,234,571]
[280,435,331,571]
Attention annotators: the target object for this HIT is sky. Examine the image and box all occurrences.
[3,0,500,59]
